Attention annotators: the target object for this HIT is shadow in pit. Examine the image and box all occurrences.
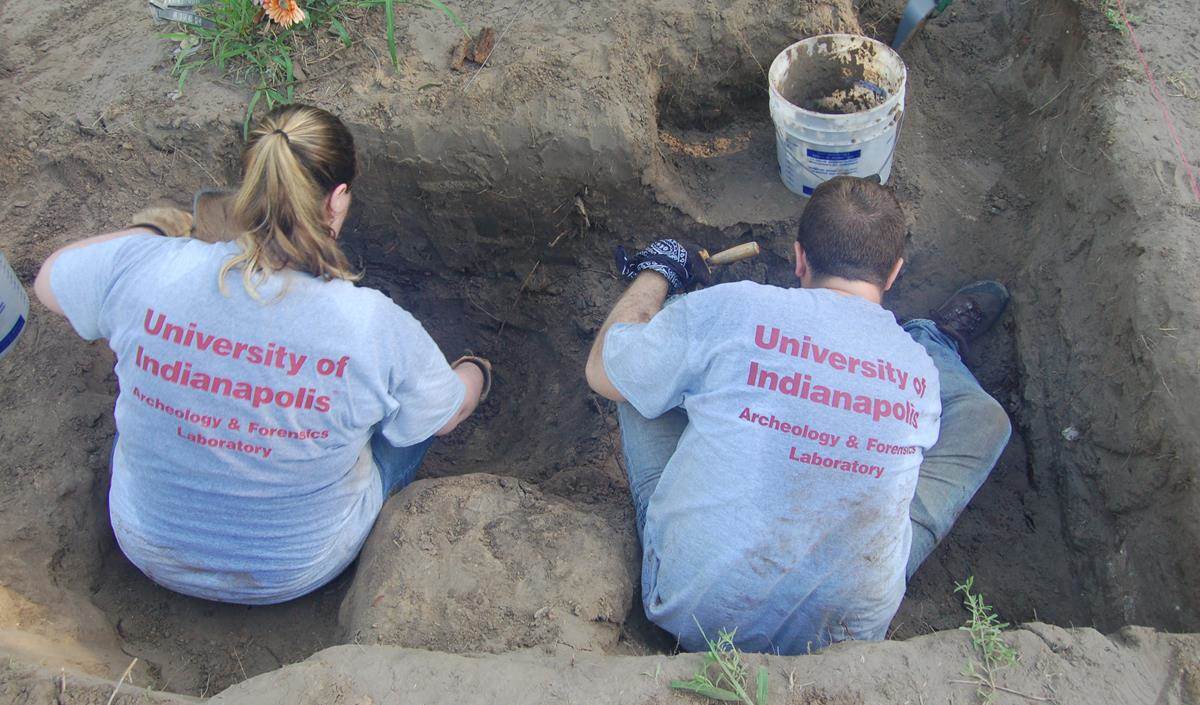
[650,67,810,228]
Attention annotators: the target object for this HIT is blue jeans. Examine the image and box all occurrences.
[371,434,435,498]
[617,318,1012,581]
[899,320,1011,577]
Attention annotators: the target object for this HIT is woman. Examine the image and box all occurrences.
[33,105,491,604]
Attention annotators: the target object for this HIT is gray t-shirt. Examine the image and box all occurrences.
[604,281,941,652]
[52,234,464,604]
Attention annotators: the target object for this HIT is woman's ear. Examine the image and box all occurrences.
[326,184,352,239]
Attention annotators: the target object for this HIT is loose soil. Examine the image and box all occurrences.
[802,82,887,115]
[1,0,1198,702]
[6,624,1200,705]
[774,38,893,114]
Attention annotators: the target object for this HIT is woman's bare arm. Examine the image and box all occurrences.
[34,228,153,315]
[435,363,486,436]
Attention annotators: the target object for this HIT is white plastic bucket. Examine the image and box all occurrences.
[0,251,29,360]
[768,34,907,197]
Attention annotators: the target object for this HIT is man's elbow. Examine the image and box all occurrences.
[594,385,625,402]
[584,357,604,394]
[585,360,625,402]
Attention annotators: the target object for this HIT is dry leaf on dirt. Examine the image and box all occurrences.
[451,27,498,71]
[469,27,497,64]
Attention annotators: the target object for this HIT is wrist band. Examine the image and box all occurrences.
[452,355,492,403]
[128,223,168,237]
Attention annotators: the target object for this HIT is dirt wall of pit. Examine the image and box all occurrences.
[1008,0,1200,631]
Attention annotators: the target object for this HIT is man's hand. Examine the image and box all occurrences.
[614,238,709,295]
[128,206,193,238]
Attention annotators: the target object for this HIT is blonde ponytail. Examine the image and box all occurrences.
[220,104,359,298]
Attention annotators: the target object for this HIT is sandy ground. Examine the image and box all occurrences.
[0,0,1198,700]
[3,623,1200,704]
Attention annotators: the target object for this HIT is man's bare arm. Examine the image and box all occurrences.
[585,272,670,401]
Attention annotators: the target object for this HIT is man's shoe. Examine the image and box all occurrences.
[929,281,1010,351]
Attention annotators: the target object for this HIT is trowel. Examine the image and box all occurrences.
[892,0,953,50]
[698,242,761,274]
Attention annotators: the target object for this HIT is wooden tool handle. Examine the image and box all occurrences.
[706,242,761,266]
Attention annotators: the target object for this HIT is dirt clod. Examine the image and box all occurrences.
[338,474,638,653]
[450,36,470,71]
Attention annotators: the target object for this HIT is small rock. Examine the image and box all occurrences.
[1062,426,1081,442]
[13,201,29,208]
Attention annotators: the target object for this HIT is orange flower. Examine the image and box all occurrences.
[263,0,306,27]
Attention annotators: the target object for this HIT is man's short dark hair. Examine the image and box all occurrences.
[796,176,905,286]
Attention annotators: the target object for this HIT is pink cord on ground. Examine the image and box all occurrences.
[1114,0,1200,203]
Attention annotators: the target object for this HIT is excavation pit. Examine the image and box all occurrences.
[0,0,1198,701]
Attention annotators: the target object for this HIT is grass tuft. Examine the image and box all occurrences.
[356,0,469,66]
[670,621,768,705]
[955,576,1018,704]
[1099,0,1141,33]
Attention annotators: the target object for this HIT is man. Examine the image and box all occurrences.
[585,176,1011,654]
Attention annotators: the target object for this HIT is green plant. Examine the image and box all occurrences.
[670,622,768,705]
[954,577,1018,704]
[166,0,468,136]
[358,0,468,68]
[1100,0,1141,33]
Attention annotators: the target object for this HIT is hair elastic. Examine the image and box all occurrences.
[272,128,290,142]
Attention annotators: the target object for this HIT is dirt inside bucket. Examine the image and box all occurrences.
[0,0,1199,699]
[777,39,891,114]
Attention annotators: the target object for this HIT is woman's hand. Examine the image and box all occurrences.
[451,355,492,402]
[128,206,193,237]
[436,355,493,436]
